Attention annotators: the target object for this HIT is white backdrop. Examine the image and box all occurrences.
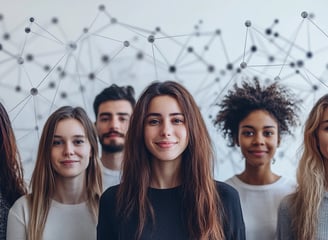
[1,0,328,181]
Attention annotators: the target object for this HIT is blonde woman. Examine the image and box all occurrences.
[277,94,328,240]
[7,106,102,240]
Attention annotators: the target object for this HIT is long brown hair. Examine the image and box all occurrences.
[0,102,26,205]
[28,106,102,240]
[290,94,328,239]
[117,81,225,240]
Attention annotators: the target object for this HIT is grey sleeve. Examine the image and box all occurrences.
[276,196,294,240]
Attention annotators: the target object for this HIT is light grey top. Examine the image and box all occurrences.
[277,192,328,240]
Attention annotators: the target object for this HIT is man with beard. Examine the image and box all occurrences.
[93,84,136,190]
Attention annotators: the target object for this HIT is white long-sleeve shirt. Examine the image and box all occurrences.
[7,195,96,240]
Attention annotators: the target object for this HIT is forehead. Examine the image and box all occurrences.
[147,96,182,113]
[98,100,133,114]
[54,118,86,135]
[240,110,278,128]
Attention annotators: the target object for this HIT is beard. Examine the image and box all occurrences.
[100,132,124,153]
[101,141,124,153]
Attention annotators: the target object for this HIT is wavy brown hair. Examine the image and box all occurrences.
[117,81,225,240]
[289,94,328,239]
[27,106,102,240]
[0,102,26,205]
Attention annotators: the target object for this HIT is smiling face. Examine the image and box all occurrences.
[238,109,279,169]
[95,100,133,153]
[144,95,188,164]
[51,118,91,179]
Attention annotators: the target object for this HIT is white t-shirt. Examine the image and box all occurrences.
[7,195,96,240]
[225,175,296,240]
[102,166,121,192]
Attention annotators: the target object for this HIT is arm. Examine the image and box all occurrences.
[97,187,119,240]
[276,196,294,240]
[217,181,246,240]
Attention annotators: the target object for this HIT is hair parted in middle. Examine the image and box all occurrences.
[289,94,328,239]
[117,80,225,240]
[213,79,300,147]
[28,106,102,240]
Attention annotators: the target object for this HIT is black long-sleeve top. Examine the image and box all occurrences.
[97,181,245,240]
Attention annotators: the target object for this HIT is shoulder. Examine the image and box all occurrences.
[10,195,29,211]
[100,185,119,207]
[224,175,240,188]
[215,181,240,203]
[7,195,29,222]
[277,176,297,188]
[278,194,292,211]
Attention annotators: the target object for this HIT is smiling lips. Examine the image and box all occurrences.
[61,160,79,165]
[249,150,267,157]
[156,141,177,148]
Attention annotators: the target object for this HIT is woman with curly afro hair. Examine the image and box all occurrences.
[214,79,300,240]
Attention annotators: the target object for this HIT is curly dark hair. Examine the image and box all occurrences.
[213,79,300,147]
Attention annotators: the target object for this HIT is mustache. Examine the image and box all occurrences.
[101,130,125,139]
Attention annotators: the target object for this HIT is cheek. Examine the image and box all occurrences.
[144,128,152,148]
[319,137,328,160]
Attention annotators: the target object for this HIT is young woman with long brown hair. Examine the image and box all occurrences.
[97,81,245,240]
[7,106,102,240]
[0,102,26,239]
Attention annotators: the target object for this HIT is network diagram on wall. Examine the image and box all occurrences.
[0,5,327,178]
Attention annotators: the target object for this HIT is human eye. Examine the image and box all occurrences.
[147,118,160,126]
[52,139,63,146]
[74,139,85,145]
[320,122,328,131]
[172,117,184,125]
[242,130,254,137]
[264,131,274,137]
[119,116,129,122]
[99,116,109,122]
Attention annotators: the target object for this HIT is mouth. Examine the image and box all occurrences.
[155,141,177,148]
[61,160,79,165]
[103,131,124,139]
[249,151,267,157]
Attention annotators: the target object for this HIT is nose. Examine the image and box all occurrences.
[109,116,120,130]
[64,142,74,156]
[160,120,172,137]
[252,133,264,145]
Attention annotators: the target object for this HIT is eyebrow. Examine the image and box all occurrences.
[240,125,276,129]
[53,134,86,138]
[99,112,130,117]
[146,112,184,117]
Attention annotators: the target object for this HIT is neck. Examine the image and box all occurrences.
[101,150,123,170]
[150,160,182,189]
[237,170,280,185]
[52,176,87,204]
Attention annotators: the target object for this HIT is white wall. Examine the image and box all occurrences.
[0,0,327,181]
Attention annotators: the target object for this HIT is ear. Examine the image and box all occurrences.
[277,136,281,147]
[234,138,240,147]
